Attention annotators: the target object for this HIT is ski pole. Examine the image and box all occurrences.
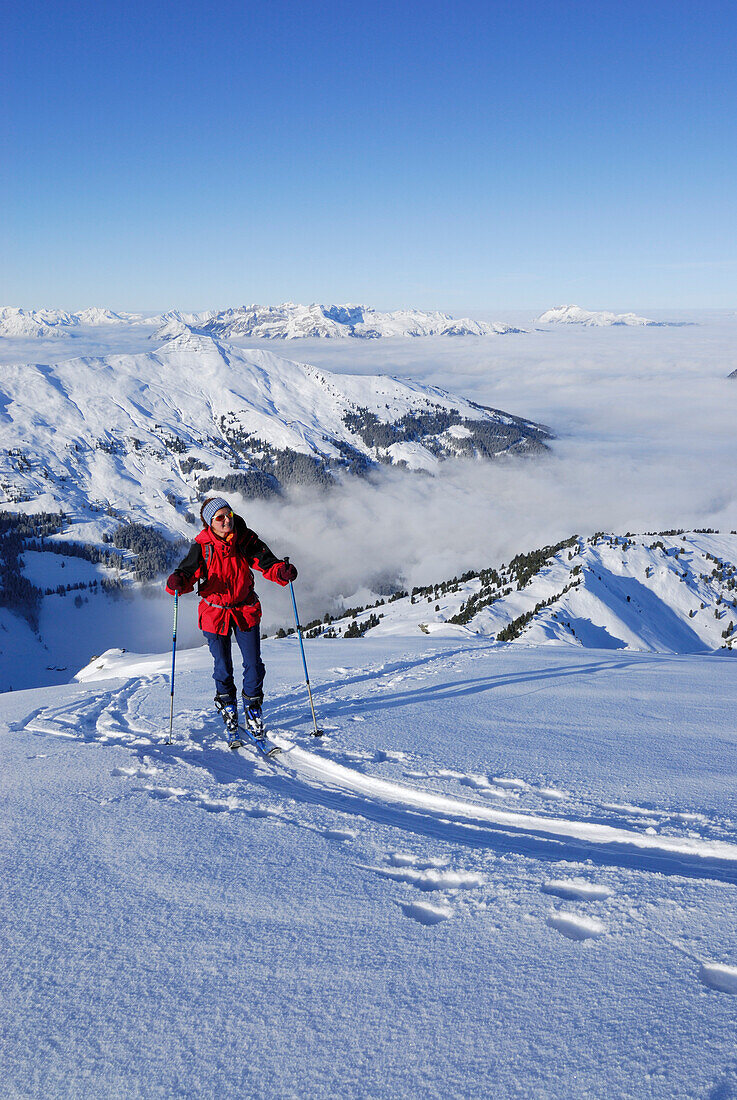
[288,579,323,737]
[166,592,179,745]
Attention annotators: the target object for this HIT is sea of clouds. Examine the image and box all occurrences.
[220,311,737,625]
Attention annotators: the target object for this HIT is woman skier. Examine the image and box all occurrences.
[166,496,297,741]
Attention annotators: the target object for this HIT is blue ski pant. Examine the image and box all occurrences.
[203,623,265,704]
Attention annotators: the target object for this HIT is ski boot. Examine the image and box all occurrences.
[214,694,239,743]
[242,694,265,742]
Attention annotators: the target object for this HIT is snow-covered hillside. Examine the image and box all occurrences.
[0,330,550,520]
[535,304,688,327]
[2,635,736,1097]
[308,530,737,654]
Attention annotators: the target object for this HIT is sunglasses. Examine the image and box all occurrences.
[212,510,233,524]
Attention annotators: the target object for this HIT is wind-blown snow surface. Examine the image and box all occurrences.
[2,637,736,1098]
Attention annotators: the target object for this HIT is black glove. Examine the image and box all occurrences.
[275,561,298,584]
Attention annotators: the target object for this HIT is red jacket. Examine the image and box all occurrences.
[166,515,289,635]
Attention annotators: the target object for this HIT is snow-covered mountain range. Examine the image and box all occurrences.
[198,302,521,339]
[0,303,520,340]
[306,530,737,655]
[0,330,550,524]
[535,305,688,327]
[0,306,147,337]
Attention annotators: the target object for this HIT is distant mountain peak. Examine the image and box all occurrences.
[536,305,656,327]
[535,305,691,328]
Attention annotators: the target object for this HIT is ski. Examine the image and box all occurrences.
[235,725,283,758]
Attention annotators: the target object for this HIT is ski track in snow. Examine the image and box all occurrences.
[15,654,737,993]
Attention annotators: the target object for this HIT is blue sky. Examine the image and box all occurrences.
[2,0,736,311]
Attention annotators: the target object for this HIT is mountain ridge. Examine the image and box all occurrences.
[305,529,737,655]
[0,303,522,340]
[0,332,551,526]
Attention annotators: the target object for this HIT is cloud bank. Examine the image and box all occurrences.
[228,315,737,628]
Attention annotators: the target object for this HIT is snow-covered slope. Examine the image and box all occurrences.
[535,304,685,327]
[200,302,522,339]
[2,636,736,1097]
[0,330,550,519]
[311,530,737,654]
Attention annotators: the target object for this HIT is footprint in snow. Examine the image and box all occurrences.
[405,768,465,781]
[600,800,659,819]
[400,900,454,926]
[112,763,160,779]
[537,787,568,801]
[382,866,486,891]
[699,962,737,994]
[373,750,407,764]
[146,785,189,801]
[379,852,484,893]
[492,776,529,791]
[546,911,607,942]
[389,852,448,869]
[541,879,614,902]
[322,828,356,843]
[459,775,516,799]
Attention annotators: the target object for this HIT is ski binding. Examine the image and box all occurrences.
[232,726,282,758]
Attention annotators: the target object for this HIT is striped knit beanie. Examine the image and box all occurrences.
[201,497,231,527]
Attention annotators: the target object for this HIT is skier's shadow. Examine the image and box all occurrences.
[269,653,649,728]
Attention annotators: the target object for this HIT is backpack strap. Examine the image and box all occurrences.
[197,541,213,594]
